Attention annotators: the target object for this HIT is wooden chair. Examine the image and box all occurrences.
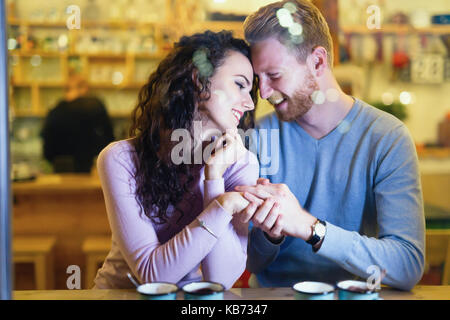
[13,236,56,290]
[425,229,450,285]
[82,236,111,289]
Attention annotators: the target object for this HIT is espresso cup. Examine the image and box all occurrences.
[292,281,335,300]
[336,280,380,300]
[137,282,178,300]
[182,281,224,300]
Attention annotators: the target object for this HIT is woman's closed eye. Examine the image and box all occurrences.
[235,81,245,90]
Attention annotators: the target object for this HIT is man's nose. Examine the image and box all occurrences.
[259,79,273,100]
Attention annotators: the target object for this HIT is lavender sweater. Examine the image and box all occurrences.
[93,139,259,289]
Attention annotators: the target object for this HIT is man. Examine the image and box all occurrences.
[235,0,425,290]
[42,74,114,173]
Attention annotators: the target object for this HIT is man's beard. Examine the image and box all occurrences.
[275,72,319,122]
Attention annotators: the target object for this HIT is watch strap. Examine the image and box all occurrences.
[306,219,326,246]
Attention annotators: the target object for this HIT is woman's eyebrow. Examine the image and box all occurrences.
[234,74,250,86]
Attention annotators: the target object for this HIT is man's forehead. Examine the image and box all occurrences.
[250,40,287,72]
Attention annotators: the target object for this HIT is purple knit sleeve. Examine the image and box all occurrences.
[201,151,259,289]
[97,141,233,285]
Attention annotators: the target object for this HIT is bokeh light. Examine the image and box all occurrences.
[112,71,124,85]
[382,92,394,105]
[58,35,69,50]
[288,23,303,36]
[311,90,326,105]
[399,91,412,105]
[277,8,294,28]
[213,90,227,104]
[193,49,214,78]
[7,38,17,51]
[30,55,42,67]
[283,2,297,14]
[338,119,351,134]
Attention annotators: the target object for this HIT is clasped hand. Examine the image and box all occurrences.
[234,179,317,241]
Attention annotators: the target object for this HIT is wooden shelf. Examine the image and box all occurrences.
[418,147,450,159]
[88,82,145,89]
[11,80,145,89]
[341,24,450,35]
[8,19,165,29]
[11,109,132,119]
[12,81,65,88]
[12,109,46,117]
[8,50,65,58]
[9,50,166,59]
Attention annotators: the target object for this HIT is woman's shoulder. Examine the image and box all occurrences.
[97,138,137,171]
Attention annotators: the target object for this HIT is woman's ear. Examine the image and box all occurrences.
[307,46,328,77]
[192,70,203,92]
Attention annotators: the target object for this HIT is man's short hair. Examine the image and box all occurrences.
[244,0,333,67]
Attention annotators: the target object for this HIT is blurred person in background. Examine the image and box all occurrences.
[41,74,114,173]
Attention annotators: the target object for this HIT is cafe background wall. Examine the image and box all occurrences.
[7,0,450,173]
[7,0,450,290]
[339,0,450,145]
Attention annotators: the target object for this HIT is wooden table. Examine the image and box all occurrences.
[13,286,450,300]
[11,172,450,290]
[12,173,110,289]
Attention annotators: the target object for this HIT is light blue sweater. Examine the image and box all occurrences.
[247,98,425,291]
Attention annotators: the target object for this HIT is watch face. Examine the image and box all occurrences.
[315,222,326,238]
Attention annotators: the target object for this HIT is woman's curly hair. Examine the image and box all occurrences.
[129,30,259,224]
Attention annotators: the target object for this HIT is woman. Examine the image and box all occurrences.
[93,31,259,290]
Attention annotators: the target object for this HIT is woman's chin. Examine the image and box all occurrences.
[225,126,238,134]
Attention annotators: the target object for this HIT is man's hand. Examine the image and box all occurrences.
[235,181,317,241]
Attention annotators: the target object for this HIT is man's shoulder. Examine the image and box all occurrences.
[354,99,408,137]
[356,99,403,126]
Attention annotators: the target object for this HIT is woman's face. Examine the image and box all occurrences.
[199,50,255,133]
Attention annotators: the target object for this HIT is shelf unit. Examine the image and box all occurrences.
[340,24,450,35]
[7,23,173,118]
[8,14,247,118]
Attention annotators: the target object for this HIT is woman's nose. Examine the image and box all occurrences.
[242,94,255,111]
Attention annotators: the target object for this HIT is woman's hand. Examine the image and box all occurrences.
[216,192,249,216]
[205,131,247,180]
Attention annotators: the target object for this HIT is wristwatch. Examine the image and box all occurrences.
[306,219,326,247]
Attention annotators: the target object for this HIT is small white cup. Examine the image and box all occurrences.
[182,281,224,300]
[137,282,178,300]
[292,281,335,300]
[337,280,380,300]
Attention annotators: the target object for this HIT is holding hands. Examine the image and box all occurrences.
[234,179,318,242]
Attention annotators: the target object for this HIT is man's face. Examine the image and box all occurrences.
[251,37,318,122]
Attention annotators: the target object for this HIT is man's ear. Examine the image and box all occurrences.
[307,46,328,77]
